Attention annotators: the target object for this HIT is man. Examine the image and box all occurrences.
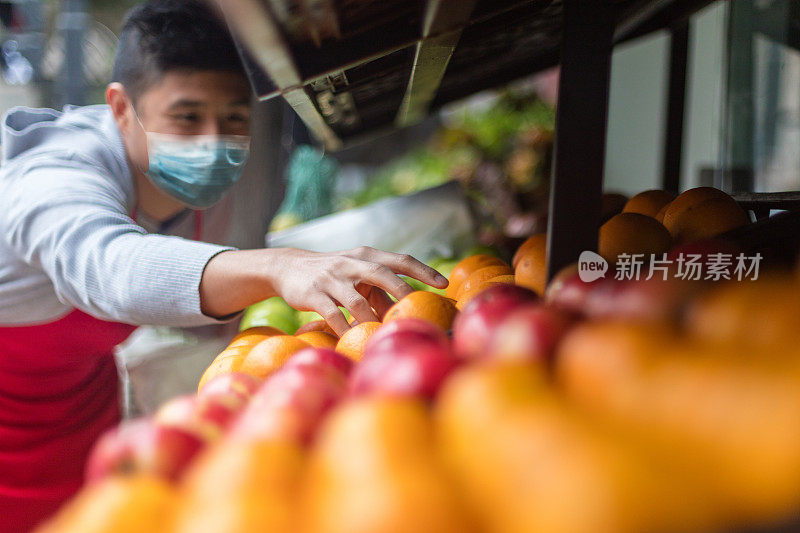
[0,1,446,530]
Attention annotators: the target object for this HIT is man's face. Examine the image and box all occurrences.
[125,70,252,173]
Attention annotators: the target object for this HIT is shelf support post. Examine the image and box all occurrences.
[662,21,690,194]
[546,0,615,281]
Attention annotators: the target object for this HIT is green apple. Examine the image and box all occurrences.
[240,297,300,334]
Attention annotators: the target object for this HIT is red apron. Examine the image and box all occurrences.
[0,310,135,532]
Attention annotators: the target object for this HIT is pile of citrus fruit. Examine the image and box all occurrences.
[38,187,800,533]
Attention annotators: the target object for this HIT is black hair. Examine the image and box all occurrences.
[112,0,247,101]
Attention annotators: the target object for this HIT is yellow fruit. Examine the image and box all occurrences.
[601,192,629,222]
[455,274,518,310]
[435,362,711,533]
[623,190,676,218]
[34,475,177,533]
[383,291,458,331]
[174,440,305,533]
[598,212,672,263]
[655,203,669,223]
[229,326,285,349]
[512,233,546,270]
[663,196,749,243]
[240,336,310,379]
[686,275,800,349]
[446,255,507,299]
[296,331,339,349]
[556,321,800,524]
[303,398,472,533]
[334,322,382,362]
[455,265,514,301]
[663,187,730,221]
[197,352,246,392]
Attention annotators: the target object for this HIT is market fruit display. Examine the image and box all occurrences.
[334,321,382,362]
[622,189,676,218]
[239,335,310,379]
[446,253,507,299]
[302,398,473,533]
[35,476,177,533]
[598,212,673,263]
[382,290,458,331]
[44,186,800,533]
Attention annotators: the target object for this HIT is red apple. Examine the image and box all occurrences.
[155,394,226,441]
[366,318,448,350]
[580,275,707,325]
[544,264,603,316]
[452,284,538,360]
[85,416,208,483]
[85,418,149,483]
[232,364,347,444]
[666,238,742,279]
[349,330,458,400]
[197,372,261,406]
[487,303,574,363]
[135,423,208,482]
[666,238,741,263]
[284,347,354,376]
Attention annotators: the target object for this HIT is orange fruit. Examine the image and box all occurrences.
[514,237,548,296]
[456,281,512,311]
[655,203,669,223]
[434,361,715,533]
[455,265,514,301]
[335,321,382,362]
[660,187,735,241]
[296,320,337,337]
[240,336,311,379]
[601,192,629,222]
[174,440,305,533]
[215,344,253,360]
[663,195,749,244]
[383,291,458,332]
[230,326,285,347]
[598,212,672,263]
[303,398,472,533]
[686,275,800,349]
[513,233,546,269]
[35,475,177,533]
[487,275,516,285]
[623,190,676,218]
[198,352,251,392]
[297,331,339,349]
[662,187,729,219]
[555,321,676,404]
[447,255,508,299]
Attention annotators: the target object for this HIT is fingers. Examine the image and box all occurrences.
[336,288,380,324]
[348,248,448,289]
[365,287,395,320]
[359,262,415,302]
[314,298,351,337]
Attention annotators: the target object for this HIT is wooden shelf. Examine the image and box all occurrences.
[216,0,716,151]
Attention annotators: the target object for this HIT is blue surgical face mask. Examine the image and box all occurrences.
[133,108,251,209]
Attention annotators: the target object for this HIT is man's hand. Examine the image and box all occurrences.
[199,247,448,336]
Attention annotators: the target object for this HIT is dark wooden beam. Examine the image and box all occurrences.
[662,22,690,193]
[546,0,614,281]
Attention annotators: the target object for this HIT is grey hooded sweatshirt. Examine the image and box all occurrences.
[0,105,236,326]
